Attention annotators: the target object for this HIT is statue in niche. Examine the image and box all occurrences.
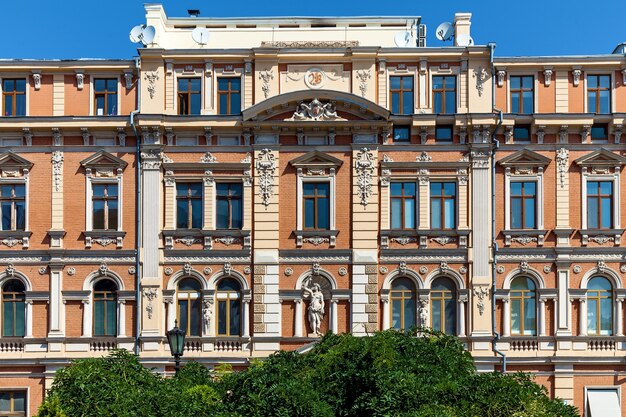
[302,277,325,336]
[202,300,212,335]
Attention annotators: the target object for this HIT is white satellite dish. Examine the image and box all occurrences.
[394,31,413,47]
[129,24,156,46]
[456,34,474,47]
[192,27,210,45]
[435,22,454,42]
[129,25,145,43]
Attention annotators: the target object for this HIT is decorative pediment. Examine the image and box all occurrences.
[80,151,128,170]
[574,149,626,167]
[289,151,344,172]
[0,152,33,177]
[497,150,551,168]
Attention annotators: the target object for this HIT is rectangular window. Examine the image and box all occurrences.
[510,76,534,114]
[0,391,26,416]
[587,75,611,114]
[0,138,22,147]
[176,183,202,229]
[177,77,201,115]
[176,137,198,146]
[390,76,414,115]
[0,184,25,231]
[586,388,621,417]
[435,125,453,142]
[94,78,118,116]
[304,136,327,145]
[393,126,410,143]
[510,182,536,229]
[217,77,241,115]
[94,137,116,146]
[390,182,416,229]
[591,124,608,142]
[587,181,613,229]
[216,183,243,230]
[2,79,26,117]
[513,125,531,142]
[92,183,118,230]
[303,182,330,230]
[430,182,456,229]
[433,75,456,114]
[216,136,240,146]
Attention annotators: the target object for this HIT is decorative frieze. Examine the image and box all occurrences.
[255,148,276,207]
[354,147,375,207]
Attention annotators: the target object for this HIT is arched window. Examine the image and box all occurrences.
[510,276,536,336]
[390,278,416,330]
[587,276,613,336]
[216,278,241,336]
[431,277,456,335]
[93,279,117,336]
[1,280,25,337]
[177,278,202,336]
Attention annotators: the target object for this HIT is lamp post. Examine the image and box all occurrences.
[166,320,186,375]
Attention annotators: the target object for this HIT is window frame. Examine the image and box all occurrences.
[302,182,331,231]
[581,173,620,231]
[1,78,28,117]
[0,178,28,233]
[176,76,202,116]
[0,279,26,338]
[92,279,118,337]
[505,71,539,114]
[586,276,614,336]
[392,126,411,143]
[389,278,417,331]
[176,278,203,337]
[584,386,621,417]
[0,389,27,416]
[585,73,612,114]
[0,183,26,232]
[215,182,244,230]
[389,75,415,115]
[429,181,457,230]
[216,278,242,337]
[509,276,537,336]
[296,175,336,233]
[175,181,203,230]
[389,181,417,230]
[503,169,544,232]
[509,75,535,114]
[431,74,457,115]
[86,177,123,232]
[216,76,242,116]
[90,76,121,117]
[430,277,457,335]
[509,181,537,230]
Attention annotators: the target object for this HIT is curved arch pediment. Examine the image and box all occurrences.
[242,89,391,123]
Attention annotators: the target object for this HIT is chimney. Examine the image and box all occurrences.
[453,13,472,46]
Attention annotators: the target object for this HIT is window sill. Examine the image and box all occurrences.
[163,229,251,249]
[0,230,31,249]
[579,228,624,246]
[503,229,547,246]
[83,230,126,249]
[380,229,469,248]
[294,230,338,248]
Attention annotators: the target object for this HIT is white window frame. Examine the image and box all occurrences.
[387,65,418,115]
[504,169,544,230]
[583,71,615,114]
[174,68,204,116]
[296,173,336,232]
[584,386,621,417]
[85,175,123,232]
[505,71,539,114]
[89,75,122,117]
[581,170,620,230]
[387,179,419,230]
[214,68,244,115]
[0,177,29,232]
[174,180,203,230]
[428,66,461,115]
[0,75,29,117]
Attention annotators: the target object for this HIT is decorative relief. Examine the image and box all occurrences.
[305,236,329,246]
[175,237,201,247]
[511,235,537,246]
[143,288,158,319]
[202,299,213,334]
[382,154,393,163]
[223,262,232,276]
[590,235,613,245]
[496,265,505,274]
[38,266,47,275]
[203,267,212,275]
[573,265,582,274]
[419,266,428,275]
[128,266,136,275]
[240,153,252,164]
[284,267,294,276]
[459,266,468,275]
[99,263,109,275]
[200,152,217,163]
[543,265,552,274]
[259,69,274,98]
[66,267,75,276]
[32,73,41,90]
[391,236,417,246]
[255,149,276,207]
[215,236,241,246]
[473,286,490,316]
[519,260,529,272]
[572,69,581,87]
[355,148,375,207]
[261,40,359,48]
[51,151,63,192]
[338,267,347,276]
[312,262,321,276]
[543,69,553,86]
[398,261,408,275]
[473,67,488,97]
[183,263,193,275]
[144,71,159,99]
[620,265,626,274]
[555,148,569,188]
[289,99,343,121]
[302,277,325,336]
[597,260,607,273]
[439,262,449,272]
[416,151,432,162]
[76,73,84,90]
[496,70,505,87]
[379,266,388,274]
[164,267,173,276]
[419,299,429,325]
[430,236,456,246]
[93,237,116,247]
[355,69,371,97]
[0,237,22,248]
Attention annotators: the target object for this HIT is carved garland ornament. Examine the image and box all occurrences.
[473,286,490,316]
[355,69,371,97]
[473,67,488,97]
[556,148,569,188]
[144,71,159,99]
[143,288,158,319]
[255,149,276,207]
[259,70,274,99]
[355,148,375,207]
[51,151,63,192]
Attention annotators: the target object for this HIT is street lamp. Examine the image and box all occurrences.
[166,320,186,374]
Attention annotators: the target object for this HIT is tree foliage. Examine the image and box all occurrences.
[38,331,578,417]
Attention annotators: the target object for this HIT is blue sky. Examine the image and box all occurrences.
[1,0,624,59]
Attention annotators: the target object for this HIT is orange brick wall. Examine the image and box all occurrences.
[28,75,53,116]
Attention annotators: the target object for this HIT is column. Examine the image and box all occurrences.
[555,266,572,336]
[25,301,33,338]
[458,300,466,337]
[579,298,587,336]
[382,298,390,330]
[419,297,430,327]
[502,298,510,337]
[48,265,65,338]
[294,300,303,337]
[49,150,64,248]
[166,300,175,333]
[242,299,250,338]
[118,301,126,337]
[616,299,623,336]
[330,300,339,334]
[82,300,92,337]
[538,298,546,336]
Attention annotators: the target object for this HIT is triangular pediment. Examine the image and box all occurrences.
[80,151,128,170]
[497,150,551,168]
[289,150,344,168]
[574,149,626,167]
[0,152,33,170]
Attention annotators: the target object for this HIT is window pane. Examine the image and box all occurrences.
[524,298,536,335]
[218,78,229,91]
[230,93,241,114]
[588,76,598,89]
[3,95,12,117]
[511,93,520,113]
[435,126,453,141]
[433,92,442,114]
[179,300,189,335]
[3,302,13,336]
[189,298,201,336]
[106,300,116,336]
[92,184,106,197]
[402,76,414,89]
[218,300,227,335]
[216,199,229,229]
[304,199,314,228]
[390,76,401,89]
[231,198,242,229]
[177,201,189,229]
[107,94,117,115]
[510,182,522,195]
[404,298,416,329]
[393,126,410,141]
[444,198,455,228]
[431,301,442,331]
[601,197,612,228]
[15,95,26,116]
[13,392,25,411]
[444,299,456,335]
[431,199,441,229]
[391,198,402,229]
[511,299,521,334]
[599,181,612,195]
[600,298,613,334]
[229,78,241,90]
[93,201,105,230]
[404,199,415,229]
[316,183,329,197]
[178,78,188,91]
[230,300,241,336]
[391,299,401,329]
[524,197,535,229]
[588,299,598,334]
[390,183,403,196]
[317,197,330,229]
[108,201,118,230]
[14,301,24,337]
[391,92,399,114]
[190,78,201,91]
[95,79,106,91]
[189,183,202,196]
[402,92,413,114]
[510,77,520,89]
[219,94,228,115]
[522,92,533,113]
[522,76,533,89]
[599,90,610,114]
[444,92,455,114]
[0,202,10,230]
[588,92,597,113]
[190,93,201,115]
[94,301,105,335]
[0,393,9,412]
[404,183,416,196]
[443,182,456,196]
[587,198,598,229]
[599,76,610,88]
[191,199,202,228]
[430,182,442,195]
[511,198,522,229]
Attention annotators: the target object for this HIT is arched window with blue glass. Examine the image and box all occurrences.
[390,277,416,331]
[1,280,25,337]
[430,277,457,335]
[216,278,242,336]
[93,279,117,336]
[509,276,536,336]
[587,276,613,336]
[177,278,202,336]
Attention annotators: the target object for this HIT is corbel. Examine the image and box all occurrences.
[117,127,126,146]
[496,68,505,87]
[32,71,41,90]
[22,128,32,146]
[543,68,553,86]
[165,128,174,146]
[124,71,134,90]
[81,128,90,146]
[572,68,581,87]
[75,71,84,90]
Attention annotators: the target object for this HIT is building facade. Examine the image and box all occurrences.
[0,5,625,415]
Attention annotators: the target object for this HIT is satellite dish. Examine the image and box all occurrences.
[456,34,474,47]
[435,22,454,41]
[140,25,156,45]
[129,25,145,43]
[394,31,413,47]
[192,27,210,45]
